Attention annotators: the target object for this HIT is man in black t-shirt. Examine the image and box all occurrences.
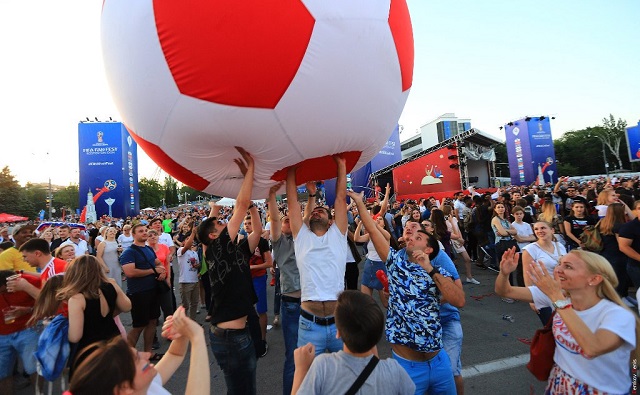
[619,201,640,289]
[196,147,262,395]
[120,224,166,353]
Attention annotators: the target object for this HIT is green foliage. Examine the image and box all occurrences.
[54,185,79,212]
[139,178,164,209]
[0,166,34,218]
[164,176,179,206]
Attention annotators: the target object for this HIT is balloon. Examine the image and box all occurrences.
[101,0,414,198]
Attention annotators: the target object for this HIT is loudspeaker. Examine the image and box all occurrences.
[469,176,479,183]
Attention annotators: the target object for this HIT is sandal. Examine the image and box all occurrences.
[149,353,164,362]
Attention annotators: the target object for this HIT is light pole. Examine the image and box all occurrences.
[594,136,609,176]
[184,192,189,204]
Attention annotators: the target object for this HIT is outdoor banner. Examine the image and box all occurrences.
[392,146,461,196]
[78,122,139,221]
[526,117,557,185]
[324,125,402,205]
[625,121,640,162]
[504,117,556,186]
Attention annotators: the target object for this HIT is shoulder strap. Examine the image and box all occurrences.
[344,356,379,395]
[130,245,159,274]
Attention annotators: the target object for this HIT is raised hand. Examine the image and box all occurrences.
[305,181,317,196]
[269,182,284,196]
[332,154,346,167]
[499,247,519,274]
[233,146,254,176]
[528,260,562,298]
[346,189,364,202]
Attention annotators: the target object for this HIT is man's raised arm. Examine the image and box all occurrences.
[268,183,283,243]
[347,190,390,261]
[286,167,303,238]
[333,155,348,235]
[227,147,254,241]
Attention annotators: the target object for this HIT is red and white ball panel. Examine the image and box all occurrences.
[102,0,413,199]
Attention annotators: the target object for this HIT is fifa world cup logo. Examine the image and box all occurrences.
[97,131,104,143]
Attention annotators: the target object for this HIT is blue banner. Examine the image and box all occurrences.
[625,121,640,163]
[78,122,139,221]
[323,125,402,205]
[526,118,557,185]
[504,117,556,186]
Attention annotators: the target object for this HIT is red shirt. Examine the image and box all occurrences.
[0,274,40,335]
[40,258,67,283]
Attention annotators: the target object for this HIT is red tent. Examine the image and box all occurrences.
[0,213,29,223]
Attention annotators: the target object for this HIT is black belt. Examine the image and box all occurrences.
[300,309,335,326]
[281,295,301,304]
[209,325,247,338]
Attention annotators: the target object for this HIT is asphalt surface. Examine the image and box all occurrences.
[19,258,550,395]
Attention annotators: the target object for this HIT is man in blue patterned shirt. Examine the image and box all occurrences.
[348,191,465,395]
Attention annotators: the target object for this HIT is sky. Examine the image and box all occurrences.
[1,0,639,186]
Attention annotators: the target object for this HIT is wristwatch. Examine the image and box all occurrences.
[552,299,572,310]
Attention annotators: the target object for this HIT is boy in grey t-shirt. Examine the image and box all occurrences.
[292,291,415,395]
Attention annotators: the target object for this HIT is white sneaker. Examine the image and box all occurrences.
[501,297,515,304]
[466,277,480,285]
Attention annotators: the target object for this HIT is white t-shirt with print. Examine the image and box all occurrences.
[177,247,199,284]
[530,286,635,394]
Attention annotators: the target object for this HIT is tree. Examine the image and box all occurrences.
[597,114,627,171]
[54,185,79,213]
[139,178,164,209]
[0,166,34,218]
[164,176,179,206]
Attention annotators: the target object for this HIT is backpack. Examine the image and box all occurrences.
[463,208,476,233]
[580,222,603,253]
[34,314,70,381]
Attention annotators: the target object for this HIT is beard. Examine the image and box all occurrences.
[309,216,329,232]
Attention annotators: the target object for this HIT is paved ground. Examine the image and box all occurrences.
[19,258,550,394]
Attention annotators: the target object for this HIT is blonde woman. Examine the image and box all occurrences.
[594,189,634,219]
[96,227,123,289]
[497,248,639,394]
[537,201,566,246]
[55,243,76,263]
[58,255,131,377]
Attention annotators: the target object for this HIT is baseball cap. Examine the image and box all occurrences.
[12,224,36,236]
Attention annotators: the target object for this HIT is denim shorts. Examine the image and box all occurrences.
[0,327,39,379]
[361,259,386,290]
[253,275,267,314]
[441,320,463,376]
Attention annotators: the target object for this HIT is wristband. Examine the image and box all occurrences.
[248,203,255,209]
[428,267,438,278]
[308,192,317,198]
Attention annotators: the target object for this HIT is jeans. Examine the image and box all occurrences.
[281,299,301,395]
[441,320,463,376]
[627,261,640,289]
[297,311,343,355]
[393,350,456,395]
[274,267,281,315]
[0,327,39,379]
[209,326,257,395]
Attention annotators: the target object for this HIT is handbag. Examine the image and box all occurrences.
[527,312,556,381]
[131,245,170,294]
[580,222,603,252]
[344,355,379,395]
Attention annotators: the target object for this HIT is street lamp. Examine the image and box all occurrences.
[184,192,189,204]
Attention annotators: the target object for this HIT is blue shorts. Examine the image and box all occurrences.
[361,259,386,290]
[441,320,463,376]
[253,275,267,314]
[0,327,39,379]
[393,349,456,395]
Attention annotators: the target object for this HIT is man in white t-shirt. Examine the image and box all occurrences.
[177,230,199,320]
[286,155,348,355]
[68,228,89,257]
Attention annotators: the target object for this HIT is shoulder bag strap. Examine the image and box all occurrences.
[130,245,160,276]
[344,356,379,395]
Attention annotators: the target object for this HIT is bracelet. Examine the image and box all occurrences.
[248,203,255,209]
[428,267,438,277]
[308,192,317,198]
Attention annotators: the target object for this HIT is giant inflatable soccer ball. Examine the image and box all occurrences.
[101,0,414,199]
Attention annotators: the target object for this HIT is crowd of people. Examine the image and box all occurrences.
[1,155,640,394]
